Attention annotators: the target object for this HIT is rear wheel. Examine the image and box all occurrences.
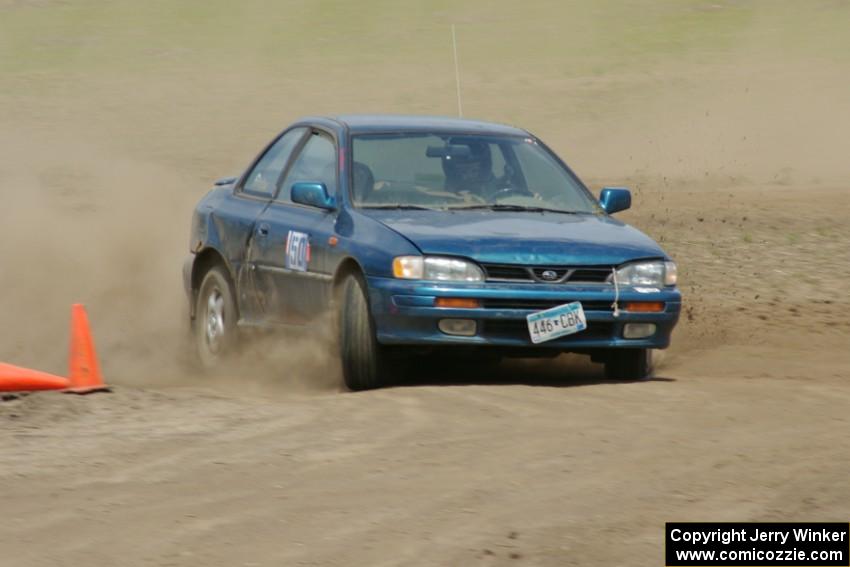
[338,275,390,390]
[195,266,239,369]
[603,348,653,381]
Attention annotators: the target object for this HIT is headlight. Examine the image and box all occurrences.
[614,260,677,287]
[392,256,484,282]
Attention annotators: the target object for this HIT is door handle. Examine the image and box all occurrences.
[257,223,270,237]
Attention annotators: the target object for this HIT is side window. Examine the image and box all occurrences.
[277,131,336,203]
[241,127,306,196]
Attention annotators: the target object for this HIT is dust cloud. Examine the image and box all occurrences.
[0,130,196,381]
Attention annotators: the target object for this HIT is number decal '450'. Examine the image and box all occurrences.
[285,230,311,272]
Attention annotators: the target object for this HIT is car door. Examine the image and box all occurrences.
[229,127,308,322]
[249,129,339,324]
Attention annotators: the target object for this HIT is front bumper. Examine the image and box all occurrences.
[367,276,681,350]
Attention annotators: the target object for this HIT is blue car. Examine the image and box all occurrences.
[184,115,681,389]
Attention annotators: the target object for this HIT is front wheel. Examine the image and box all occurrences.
[195,266,239,369]
[338,275,390,391]
[603,348,653,381]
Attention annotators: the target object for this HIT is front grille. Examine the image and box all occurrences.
[484,320,615,340]
[481,263,613,284]
[480,298,613,311]
[569,268,612,283]
[482,264,531,281]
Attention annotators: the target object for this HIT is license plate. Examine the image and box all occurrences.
[526,301,587,344]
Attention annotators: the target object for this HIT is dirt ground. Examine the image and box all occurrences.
[1,1,849,565]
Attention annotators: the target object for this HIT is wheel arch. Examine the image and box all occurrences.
[190,247,236,319]
[332,256,366,295]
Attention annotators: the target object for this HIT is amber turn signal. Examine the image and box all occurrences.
[623,301,665,313]
[435,297,481,309]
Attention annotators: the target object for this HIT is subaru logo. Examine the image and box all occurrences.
[541,270,558,281]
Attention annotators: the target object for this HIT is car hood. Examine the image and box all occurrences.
[362,210,667,266]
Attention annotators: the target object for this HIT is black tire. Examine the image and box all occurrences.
[194,265,239,369]
[603,348,653,381]
[338,275,389,390]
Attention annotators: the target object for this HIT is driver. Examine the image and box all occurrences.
[442,139,499,197]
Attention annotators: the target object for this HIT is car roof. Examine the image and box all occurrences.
[325,114,530,137]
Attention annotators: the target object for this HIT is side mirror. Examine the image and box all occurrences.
[599,187,631,214]
[291,182,336,210]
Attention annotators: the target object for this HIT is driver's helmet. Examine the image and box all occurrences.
[442,139,493,193]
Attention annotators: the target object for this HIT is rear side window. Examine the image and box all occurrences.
[277,131,336,202]
[241,127,306,196]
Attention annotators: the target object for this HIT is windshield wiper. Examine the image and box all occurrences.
[448,204,583,214]
[360,204,440,211]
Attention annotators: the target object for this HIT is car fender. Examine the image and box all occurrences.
[331,209,422,279]
[186,188,243,316]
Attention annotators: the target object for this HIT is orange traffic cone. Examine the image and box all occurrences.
[0,362,70,392]
[65,304,110,394]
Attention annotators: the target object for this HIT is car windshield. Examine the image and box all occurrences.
[350,133,600,213]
